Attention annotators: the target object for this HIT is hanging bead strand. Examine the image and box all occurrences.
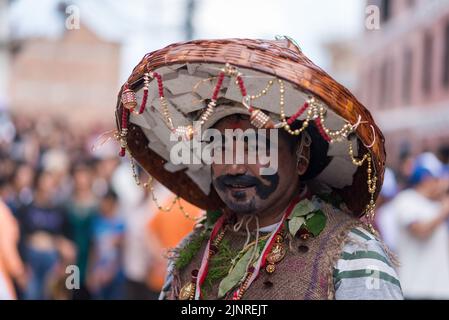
[279,79,310,136]
[234,69,274,129]
[287,102,309,125]
[138,72,151,114]
[249,79,275,101]
[152,72,174,130]
[198,71,225,127]
[119,106,129,157]
[348,140,378,234]
[314,116,331,143]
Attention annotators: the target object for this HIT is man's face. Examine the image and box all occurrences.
[211,115,300,216]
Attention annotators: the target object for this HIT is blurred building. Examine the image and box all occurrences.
[356,0,449,165]
[324,39,360,91]
[0,0,9,108]
[8,3,120,129]
[5,0,195,129]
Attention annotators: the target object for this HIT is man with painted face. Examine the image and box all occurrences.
[210,113,320,227]
[115,39,403,300]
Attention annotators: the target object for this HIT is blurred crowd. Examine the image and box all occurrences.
[0,111,203,300]
[375,146,449,299]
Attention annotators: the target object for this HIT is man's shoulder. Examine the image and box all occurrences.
[334,227,403,300]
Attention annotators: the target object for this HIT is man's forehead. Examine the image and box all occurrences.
[212,114,252,131]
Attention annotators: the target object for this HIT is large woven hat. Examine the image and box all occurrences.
[114,38,386,217]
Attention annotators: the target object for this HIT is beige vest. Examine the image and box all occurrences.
[170,202,363,300]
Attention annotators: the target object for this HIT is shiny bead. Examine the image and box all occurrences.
[275,234,284,243]
[266,264,276,274]
[301,233,310,241]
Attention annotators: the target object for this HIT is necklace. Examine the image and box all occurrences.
[179,191,307,300]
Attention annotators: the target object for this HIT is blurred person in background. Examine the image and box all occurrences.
[42,148,71,205]
[146,180,204,296]
[6,162,34,214]
[396,149,415,190]
[438,145,449,175]
[122,170,160,300]
[0,199,27,300]
[66,162,99,300]
[0,154,15,199]
[393,153,449,299]
[16,169,75,300]
[88,189,125,300]
[375,168,399,252]
[91,142,120,199]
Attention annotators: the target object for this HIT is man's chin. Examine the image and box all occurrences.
[223,198,257,214]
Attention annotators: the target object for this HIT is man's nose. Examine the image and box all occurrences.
[225,163,247,176]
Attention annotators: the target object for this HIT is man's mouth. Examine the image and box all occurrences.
[215,174,260,194]
[225,183,256,190]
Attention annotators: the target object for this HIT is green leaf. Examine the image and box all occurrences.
[206,210,223,229]
[218,246,256,298]
[288,216,305,236]
[289,199,316,218]
[304,210,327,237]
[317,192,344,209]
[175,231,208,270]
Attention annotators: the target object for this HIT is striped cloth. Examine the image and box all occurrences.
[334,227,403,300]
[159,227,403,300]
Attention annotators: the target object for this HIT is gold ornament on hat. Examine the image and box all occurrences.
[121,89,137,111]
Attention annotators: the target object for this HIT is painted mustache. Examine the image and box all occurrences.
[215,174,260,189]
[214,174,279,200]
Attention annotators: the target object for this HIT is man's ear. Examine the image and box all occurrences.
[297,145,310,176]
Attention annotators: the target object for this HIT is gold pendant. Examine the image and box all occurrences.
[266,243,286,264]
[179,282,195,300]
[265,233,286,274]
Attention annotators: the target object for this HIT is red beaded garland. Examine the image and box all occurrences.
[314,117,331,142]
[138,88,149,114]
[154,72,164,98]
[287,102,309,125]
[236,75,247,97]
[212,72,225,101]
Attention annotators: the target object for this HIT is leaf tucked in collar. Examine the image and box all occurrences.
[288,216,305,236]
[289,199,317,218]
[304,210,327,237]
